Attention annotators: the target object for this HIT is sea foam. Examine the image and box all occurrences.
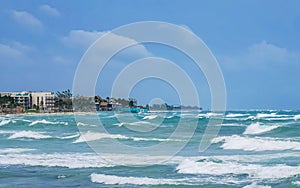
[212,135,300,151]
[29,119,68,126]
[294,114,300,121]
[8,131,52,139]
[243,123,279,135]
[176,159,300,179]
[243,182,271,188]
[0,119,11,126]
[73,131,176,143]
[91,173,181,185]
[0,153,112,168]
[142,115,158,120]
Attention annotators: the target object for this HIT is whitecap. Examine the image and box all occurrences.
[73,131,128,143]
[212,135,300,151]
[142,115,158,120]
[256,113,290,119]
[292,181,300,186]
[243,182,272,188]
[0,153,112,168]
[226,113,249,118]
[0,119,11,126]
[8,131,52,139]
[112,122,125,127]
[91,173,182,185]
[29,119,68,126]
[294,114,300,121]
[73,131,178,143]
[58,133,80,139]
[176,158,300,179]
[243,123,279,135]
[0,148,36,154]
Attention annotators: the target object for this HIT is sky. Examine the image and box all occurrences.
[0,0,300,109]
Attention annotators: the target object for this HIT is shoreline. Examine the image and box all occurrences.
[0,111,99,117]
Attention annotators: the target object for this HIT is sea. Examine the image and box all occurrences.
[1,110,300,187]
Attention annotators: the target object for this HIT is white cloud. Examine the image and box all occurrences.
[61,30,152,57]
[40,4,60,17]
[0,42,33,64]
[62,30,103,48]
[11,10,42,29]
[221,40,299,70]
[0,43,23,57]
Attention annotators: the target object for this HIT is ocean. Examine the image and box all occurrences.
[0,110,300,187]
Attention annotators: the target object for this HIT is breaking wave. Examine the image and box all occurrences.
[8,131,52,140]
[176,158,300,179]
[243,123,279,135]
[212,135,300,151]
[0,152,112,168]
[91,173,182,185]
[73,131,178,143]
[29,119,68,126]
[0,119,11,126]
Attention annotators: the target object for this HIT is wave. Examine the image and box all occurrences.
[73,132,128,143]
[176,158,300,179]
[292,181,300,186]
[0,148,36,154]
[76,122,96,127]
[294,114,300,121]
[29,119,68,126]
[58,133,80,139]
[198,112,223,118]
[142,115,158,120]
[243,182,271,188]
[113,122,125,127]
[243,123,279,135]
[0,119,11,126]
[212,135,300,151]
[226,113,249,118]
[73,131,179,143]
[0,153,112,168]
[8,131,52,140]
[91,173,183,185]
[255,113,291,119]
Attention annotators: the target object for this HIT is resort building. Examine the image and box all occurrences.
[31,92,55,112]
[0,91,55,112]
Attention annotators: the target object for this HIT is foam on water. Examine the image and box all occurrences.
[142,115,158,120]
[113,122,125,127]
[294,114,300,121]
[8,131,52,139]
[73,131,178,143]
[198,112,223,118]
[256,113,290,119]
[0,119,11,126]
[0,153,112,168]
[243,182,271,188]
[73,131,128,143]
[243,123,279,135]
[77,122,96,127]
[226,113,249,118]
[0,148,36,154]
[91,173,182,185]
[212,135,300,151]
[58,133,80,139]
[176,159,300,179]
[29,119,68,126]
[292,181,300,185]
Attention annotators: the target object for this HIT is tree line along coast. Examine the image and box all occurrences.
[0,89,201,114]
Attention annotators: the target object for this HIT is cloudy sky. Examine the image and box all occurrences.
[1,0,300,109]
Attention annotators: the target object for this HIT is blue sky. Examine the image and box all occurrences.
[1,0,300,109]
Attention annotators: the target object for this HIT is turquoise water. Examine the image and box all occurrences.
[1,110,300,187]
